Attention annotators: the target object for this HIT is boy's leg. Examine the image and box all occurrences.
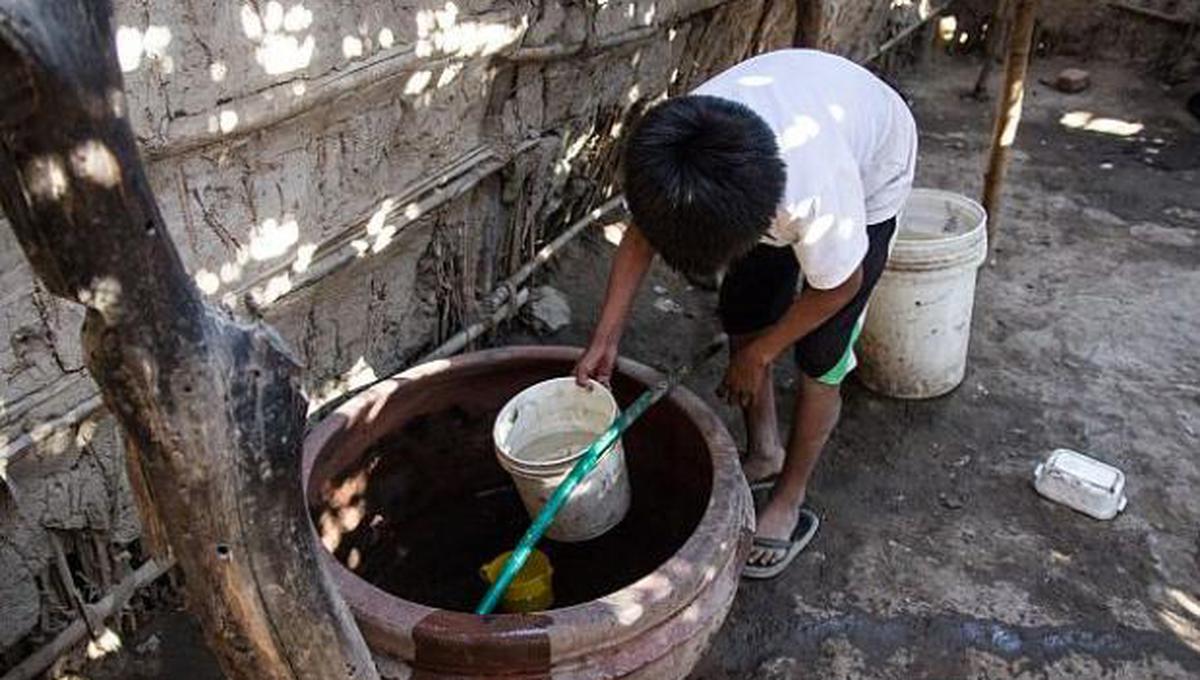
[745,215,897,569]
[731,333,785,482]
[716,243,799,482]
[747,374,840,564]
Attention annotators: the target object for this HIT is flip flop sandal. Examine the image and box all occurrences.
[749,478,777,495]
[742,507,820,580]
[739,454,781,488]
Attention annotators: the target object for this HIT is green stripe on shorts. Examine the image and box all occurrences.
[816,316,864,386]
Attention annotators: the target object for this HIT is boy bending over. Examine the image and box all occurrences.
[574,50,917,578]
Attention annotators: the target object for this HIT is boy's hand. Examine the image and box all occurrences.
[574,340,618,387]
[720,344,771,408]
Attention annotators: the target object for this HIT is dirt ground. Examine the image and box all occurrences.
[71,53,1199,679]
[521,53,1200,678]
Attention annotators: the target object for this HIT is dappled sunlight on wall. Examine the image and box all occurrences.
[115,24,172,74]
[137,15,515,308]
[249,216,302,261]
[413,2,528,59]
[192,214,304,300]
[206,109,241,135]
[242,1,316,75]
[354,198,402,254]
[5,0,795,445]
[107,1,532,160]
[309,356,382,414]
[257,271,294,306]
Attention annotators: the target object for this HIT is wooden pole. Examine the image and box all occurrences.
[795,0,827,49]
[981,0,1039,254]
[0,2,379,679]
[970,0,1012,100]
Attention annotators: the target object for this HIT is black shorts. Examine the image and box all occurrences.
[717,216,897,384]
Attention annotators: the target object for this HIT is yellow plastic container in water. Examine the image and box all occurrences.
[480,549,554,613]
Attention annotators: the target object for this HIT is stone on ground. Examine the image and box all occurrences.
[1053,68,1091,93]
[525,285,571,334]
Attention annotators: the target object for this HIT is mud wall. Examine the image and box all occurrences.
[940,0,1200,79]
[813,0,1200,78]
[0,0,812,666]
[1037,0,1200,77]
[806,0,948,62]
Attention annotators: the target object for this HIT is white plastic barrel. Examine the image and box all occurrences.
[493,378,631,542]
[858,189,988,399]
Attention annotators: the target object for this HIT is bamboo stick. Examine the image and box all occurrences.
[865,2,956,64]
[981,0,1039,255]
[2,559,174,680]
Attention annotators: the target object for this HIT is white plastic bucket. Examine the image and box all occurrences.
[858,189,988,399]
[493,378,631,542]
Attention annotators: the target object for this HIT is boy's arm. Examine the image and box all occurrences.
[755,266,863,360]
[722,266,863,406]
[574,224,656,385]
[722,162,869,405]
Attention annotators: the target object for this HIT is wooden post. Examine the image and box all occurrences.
[981,0,1038,254]
[795,0,827,49]
[0,2,379,679]
[970,0,1012,100]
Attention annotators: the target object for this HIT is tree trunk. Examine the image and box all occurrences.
[0,2,378,678]
[981,0,1039,256]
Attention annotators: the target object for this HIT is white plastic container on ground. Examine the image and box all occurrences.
[858,188,989,399]
[1033,448,1128,520]
[493,377,631,542]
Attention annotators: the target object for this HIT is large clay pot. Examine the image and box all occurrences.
[303,347,752,679]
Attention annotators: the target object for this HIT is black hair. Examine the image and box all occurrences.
[621,95,786,275]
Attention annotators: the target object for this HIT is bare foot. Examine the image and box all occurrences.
[747,496,802,566]
[741,447,784,483]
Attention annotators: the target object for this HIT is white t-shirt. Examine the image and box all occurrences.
[693,49,917,289]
